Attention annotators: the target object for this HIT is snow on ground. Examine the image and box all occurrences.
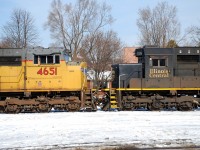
[0,110,200,149]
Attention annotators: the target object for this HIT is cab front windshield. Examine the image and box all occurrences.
[63,50,72,62]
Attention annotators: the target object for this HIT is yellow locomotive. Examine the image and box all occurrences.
[0,47,95,113]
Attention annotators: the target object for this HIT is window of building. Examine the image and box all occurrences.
[34,55,60,65]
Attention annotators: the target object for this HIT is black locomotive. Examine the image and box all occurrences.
[111,46,200,111]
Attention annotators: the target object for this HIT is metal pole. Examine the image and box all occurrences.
[119,74,127,89]
[118,74,127,108]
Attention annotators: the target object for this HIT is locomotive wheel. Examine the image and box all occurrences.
[150,100,164,111]
[122,107,133,111]
[165,102,177,110]
[37,104,52,113]
[5,104,21,114]
[131,103,136,110]
[178,101,193,111]
[67,102,81,112]
[0,106,5,113]
[30,108,38,113]
[66,96,81,112]
[121,102,135,110]
[147,103,152,111]
[54,107,65,111]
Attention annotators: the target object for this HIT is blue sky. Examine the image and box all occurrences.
[0,0,200,47]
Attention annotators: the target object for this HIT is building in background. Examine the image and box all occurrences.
[122,47,139,63]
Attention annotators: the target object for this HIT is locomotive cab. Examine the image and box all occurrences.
[111,64,142,88]
[140,47,174,89]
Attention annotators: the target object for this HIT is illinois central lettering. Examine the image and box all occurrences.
[149,69,170,78]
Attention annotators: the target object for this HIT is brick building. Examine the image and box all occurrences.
[122,47,139,63]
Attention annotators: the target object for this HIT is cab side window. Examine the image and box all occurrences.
[149,57,167,67]
[55,55,60,64]
[34,55,60,65]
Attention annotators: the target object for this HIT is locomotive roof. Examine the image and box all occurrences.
[143,47,173,55]
[0,47,65,56]
[0,48,23,56]
[135,47,200,57]
[174,47,200,55]
[27,47,64,55]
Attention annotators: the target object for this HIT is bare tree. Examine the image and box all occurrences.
[46,0,113,60]
[0,38,13,48]
[187,26,200,46]
[2,9,38,48]
[137,1,180,47]
[81,30,122,89]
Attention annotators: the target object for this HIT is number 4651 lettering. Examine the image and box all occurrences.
[37,67,57,75]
